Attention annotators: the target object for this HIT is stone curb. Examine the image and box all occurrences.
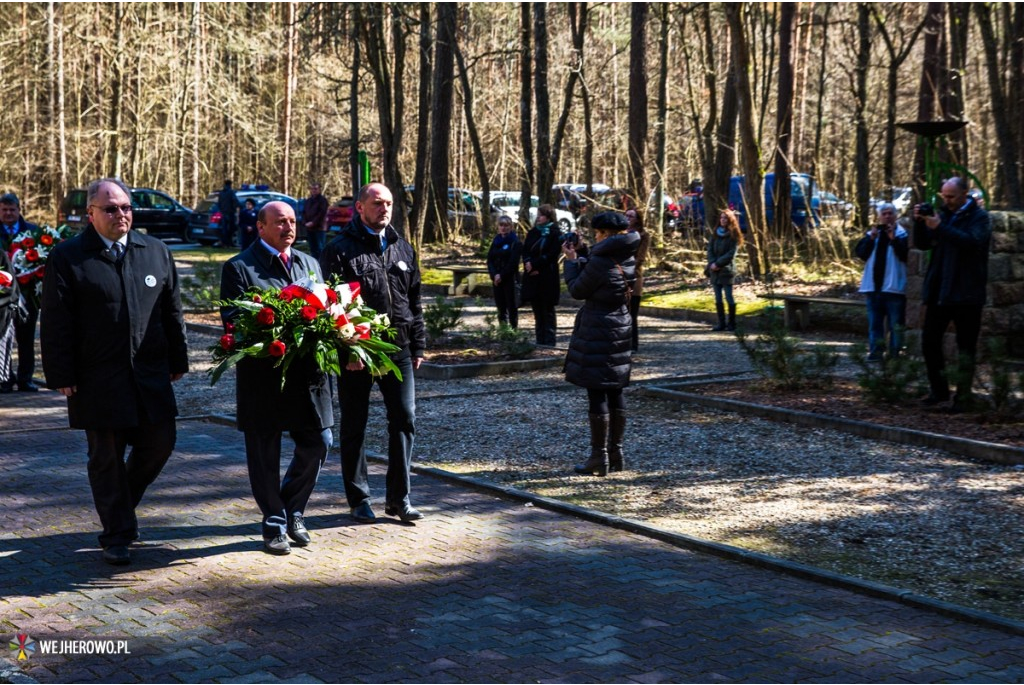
[399,457,1024,639]
[641,385,1024,466]
[185,321,222,336]
[416,355,564,380]
[0,659,38,684]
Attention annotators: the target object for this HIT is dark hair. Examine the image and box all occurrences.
[591,211,628,232]
[537,203,556,224]
[0,192,19,207]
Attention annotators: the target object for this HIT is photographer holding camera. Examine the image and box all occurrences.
[913,177,991,412]
[856,202,909,360]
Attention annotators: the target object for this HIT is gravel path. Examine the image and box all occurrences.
[180,302,1024,622]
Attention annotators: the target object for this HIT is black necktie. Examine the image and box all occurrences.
[111,242,124,262]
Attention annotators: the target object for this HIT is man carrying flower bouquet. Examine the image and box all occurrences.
[0,192,40,393]
[40,178,189,566]
[220,200,333,556]
[320,182,427,524]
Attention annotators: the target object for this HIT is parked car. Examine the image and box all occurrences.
[188,186,299,246]
[552,183,610,217]
[870,186,914,215]
[403,186,498,236]
[487,191,577,231]
[678,173,815,232]
[58,186,193,241]
[326,196,355,233]
[579,187,675,229]
[812,190,854,220]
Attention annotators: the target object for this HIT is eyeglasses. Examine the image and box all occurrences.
[91,204,133,215]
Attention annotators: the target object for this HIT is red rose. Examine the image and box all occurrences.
[40,234,54,246]
[256,307,275,326]
[225,322,235,333]
[36,267,45,279]
[21,237,35,249]
[268,340,286,357]
[278,289,295,303]
[252,294,262,303]
[300,305,318,322]
[25,249,39,262]
[325,288,338,305]
[219,334,235,351]
[16,274,31,285]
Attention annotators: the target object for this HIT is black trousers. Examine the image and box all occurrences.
[494,278,518,328]
[628,295,641,352]
[531,300,557,345]
[243,428,331,538]
[85,417,176,548]
[13,298,38,385]
[338,354,415,510]
[921,302,983,400]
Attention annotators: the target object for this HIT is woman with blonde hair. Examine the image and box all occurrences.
[706,209,744,331]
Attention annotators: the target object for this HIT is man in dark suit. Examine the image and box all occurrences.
[220,200,333,555]
[217,180,239,248]
[40,178,189,566]
[0,193,41,393]
[302,182,329,260]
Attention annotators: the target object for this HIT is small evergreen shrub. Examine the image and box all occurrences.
[850,343,927,404]
[181,255,223,312]
[423,296,464,343]
[735,306,838,390]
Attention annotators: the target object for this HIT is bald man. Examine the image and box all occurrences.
[220,201,333,555]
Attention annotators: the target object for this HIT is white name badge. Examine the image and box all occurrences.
[145,275,157,287]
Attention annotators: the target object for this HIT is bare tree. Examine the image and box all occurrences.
[854,3,871,228]
[534,4,554,206]
[912,3,944,191]
[281,1,296,195]
[424,2,456,243]
[409,2,432,246]
[975,3,1022,206]
[627,3,649,218]
[773,2,795,240]
[651,3,670,245]
[454,29,492,237]
[726,2,766,279]
[518,3,535,226]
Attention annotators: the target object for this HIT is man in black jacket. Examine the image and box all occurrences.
[913,177,991,411]
[320,183,426,523]
[41,178,189,566]
[0,193,41,393]
[302,182,329,260]
[220,201,333,555]
[217,180,239,248]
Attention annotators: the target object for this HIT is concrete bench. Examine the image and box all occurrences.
[760,294,863,331]
[439,265,492,295]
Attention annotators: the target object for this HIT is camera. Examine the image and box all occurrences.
[917,202,934,217]
[561,231,580,246]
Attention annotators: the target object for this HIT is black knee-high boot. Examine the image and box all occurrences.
[573,413,609,477]
[607,409,627,472]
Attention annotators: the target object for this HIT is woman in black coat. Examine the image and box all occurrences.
[486,214,522,328]
[521,204,562,345]
[562,211,639,477]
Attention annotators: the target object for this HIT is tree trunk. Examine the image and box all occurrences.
[108,2,124,178]
[551,3,587,181]
[349,25,361,199]
[975,3,1022,206]
[533,4,554,206]
[518,3,535,227]
[55,1,67,199]
[811,4,832,183]
[943,3,969,164]
[425,2,456,243]
[773,2,795,241]
[281,1,296,195]
[190,1,201,205]
[651,3,669,245]
[854,3,871,229]
[410,2,432,247]
[912,3,944,192]
[726,2,765,279]
[454,38,492,239]
[627,3,648,218]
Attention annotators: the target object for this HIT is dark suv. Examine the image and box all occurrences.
[58,187,193,241]
[188,187,299,246]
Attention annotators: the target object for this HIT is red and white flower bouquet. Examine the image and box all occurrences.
[0,269,13,294]
[8,225,69,305]
[210,275,402,389]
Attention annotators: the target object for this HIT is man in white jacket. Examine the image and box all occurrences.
[855,202,909,360]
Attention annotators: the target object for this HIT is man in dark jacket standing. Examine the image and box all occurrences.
[217,180,239,248]
[913,177,991,411]
[320,183,427,523]
[40,178,189,566]
[0,193,41,393]
[220,201,333,555]
[302,182,329,260]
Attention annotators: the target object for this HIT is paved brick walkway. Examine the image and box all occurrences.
[2,390,1024,683]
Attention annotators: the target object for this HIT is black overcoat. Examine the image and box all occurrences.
[913,197,991,307]
[40,226,188,429]
[563,232,639,389]
[220,243,333,433]
[521,225,562,306]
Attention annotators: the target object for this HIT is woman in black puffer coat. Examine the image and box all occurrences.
[562,211,639,477]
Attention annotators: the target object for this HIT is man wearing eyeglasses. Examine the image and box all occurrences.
[40,177,189,566]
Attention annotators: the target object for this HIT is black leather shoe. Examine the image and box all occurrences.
[287,513,310,546]
[17,381,39,392]
[263,534,291,555]
[384,504,424,522]
[350,501,376,523]
[102,545,131,566]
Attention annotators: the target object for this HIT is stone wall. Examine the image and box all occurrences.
[905,210,1024,357]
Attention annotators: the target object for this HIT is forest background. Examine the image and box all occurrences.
[1,2,1022,273]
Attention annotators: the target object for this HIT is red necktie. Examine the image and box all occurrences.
[279,252,290,270]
